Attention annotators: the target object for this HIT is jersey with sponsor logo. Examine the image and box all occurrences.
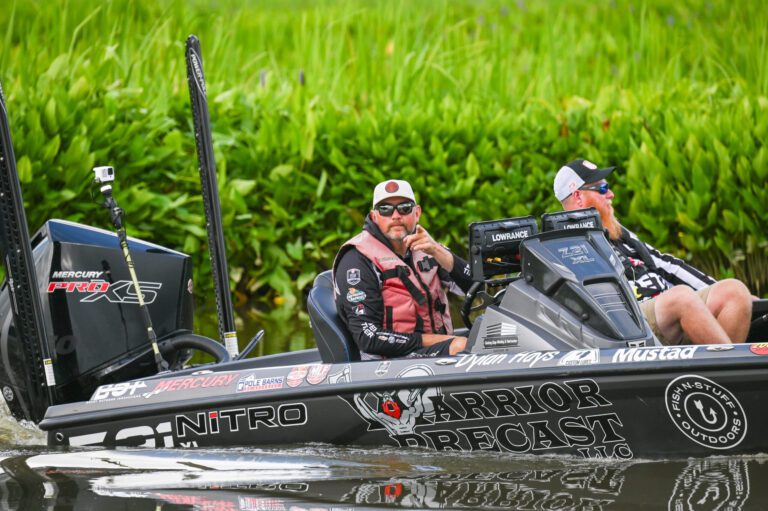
[334,219,472,358]
[609,227,716,301]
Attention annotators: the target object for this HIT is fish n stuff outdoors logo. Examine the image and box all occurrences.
[665,375,746,450]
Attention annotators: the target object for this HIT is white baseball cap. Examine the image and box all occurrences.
[372,179,416,208]
[553,159,615,201]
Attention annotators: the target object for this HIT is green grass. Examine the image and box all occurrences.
[1,0,766,351]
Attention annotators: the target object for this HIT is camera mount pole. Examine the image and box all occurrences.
[94,170,168,373]
[185,35,240,357]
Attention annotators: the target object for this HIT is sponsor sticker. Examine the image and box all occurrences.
[483,322,519,349]
[749,343,768,355]
[612,346,697,363]
[145,374,238,398]
[346,268,361,285]
[354,303,365,316]
[375,361,391,377]
[665,375,747,450]
[347,288,366,303]
[706,345,735,352]
[286,366,309,387]
[558,349,600,366]
[236,374,284,393]
[306,364,331,385]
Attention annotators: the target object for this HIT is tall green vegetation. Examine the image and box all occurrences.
[1,0,766,352]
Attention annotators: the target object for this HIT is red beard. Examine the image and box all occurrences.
[592,201,622,240]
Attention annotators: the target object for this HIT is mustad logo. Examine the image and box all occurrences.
[612,346,697,363]
[491,230,529,242]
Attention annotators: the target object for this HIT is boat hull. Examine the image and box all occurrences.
[40,344,768,459]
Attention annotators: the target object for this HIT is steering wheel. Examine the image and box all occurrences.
[158,332,231,370]
[460,281,509,329]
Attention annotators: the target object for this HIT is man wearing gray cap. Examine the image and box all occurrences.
[554,159,752,345]
[332,179,471,358]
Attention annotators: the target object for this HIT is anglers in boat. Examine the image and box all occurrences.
[554,159,753,346]
[332,180,472,359]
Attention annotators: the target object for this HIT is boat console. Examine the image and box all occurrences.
[464,208,659,353]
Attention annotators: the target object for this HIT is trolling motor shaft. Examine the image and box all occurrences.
[93,166,169,373]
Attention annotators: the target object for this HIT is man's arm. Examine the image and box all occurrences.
[334,249,422,357]
[640,238,716,290]
[404,225,473,293]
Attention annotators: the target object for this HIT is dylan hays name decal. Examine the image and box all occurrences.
[665,375,747,450]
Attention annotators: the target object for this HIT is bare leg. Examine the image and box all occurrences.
[704,279,752,343]
[653,286,730,344]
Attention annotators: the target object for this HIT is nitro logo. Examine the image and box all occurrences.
[665,375,746,450]
[490,230,529,242]
[175,403,307,438]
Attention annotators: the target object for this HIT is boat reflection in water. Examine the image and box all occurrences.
[0,447,762,510]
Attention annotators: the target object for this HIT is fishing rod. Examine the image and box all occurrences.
[93,166,168,373]
[0,79,56,419]
[184,35,240,358]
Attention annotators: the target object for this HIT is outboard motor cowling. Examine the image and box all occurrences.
[0,219,194,422]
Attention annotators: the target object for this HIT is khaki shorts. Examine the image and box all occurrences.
[639,286,712,345]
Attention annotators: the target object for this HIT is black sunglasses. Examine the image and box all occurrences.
[375,201,416,217]
[579,182,610,194]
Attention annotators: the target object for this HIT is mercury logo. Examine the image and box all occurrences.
[491,230,528,242]
[665,375,746,450]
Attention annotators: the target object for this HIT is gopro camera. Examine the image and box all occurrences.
[93,166,115,184]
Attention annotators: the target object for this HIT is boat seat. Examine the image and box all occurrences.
[307,270,360,363]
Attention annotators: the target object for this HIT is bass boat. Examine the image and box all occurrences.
[1,37,767,460]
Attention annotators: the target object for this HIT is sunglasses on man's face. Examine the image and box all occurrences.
[375,201,416,217]
[579,182,610,194]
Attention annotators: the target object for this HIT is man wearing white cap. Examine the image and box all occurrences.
[332,179,471,358]
[555,159,752,345]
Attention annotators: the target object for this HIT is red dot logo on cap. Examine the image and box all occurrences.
[750,343,768,355]
[385,181,399,193]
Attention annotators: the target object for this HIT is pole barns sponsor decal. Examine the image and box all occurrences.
[665,375,746,450]
[236,374,284,393]
[343,364,631,459]
[175,403,307,438]
[612,346,697,363]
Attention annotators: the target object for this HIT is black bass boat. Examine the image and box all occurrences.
[1,37,767,460]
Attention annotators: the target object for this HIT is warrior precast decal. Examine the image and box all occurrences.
[342,364,632,459]
[665,375,747,450]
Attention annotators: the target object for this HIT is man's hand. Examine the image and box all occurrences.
[404,225,454,271]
